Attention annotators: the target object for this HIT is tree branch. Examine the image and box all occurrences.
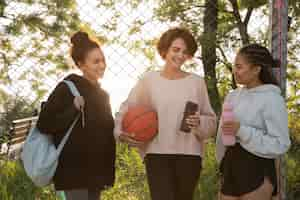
[217,45,231,71]
[243,7,253,25]
[217,45,237,88]
[228,0,249,45]
[228,0,243,24]
[0,52,8,66]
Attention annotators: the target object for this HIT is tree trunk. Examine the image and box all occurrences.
[201,0,220,115]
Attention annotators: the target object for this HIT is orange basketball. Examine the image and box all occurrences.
[122,105,158,142]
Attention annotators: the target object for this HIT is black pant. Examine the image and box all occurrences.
[144,154,202,200]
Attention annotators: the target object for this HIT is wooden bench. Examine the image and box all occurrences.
[6,116,38,159]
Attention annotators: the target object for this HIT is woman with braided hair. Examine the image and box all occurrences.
[217,44,290,200]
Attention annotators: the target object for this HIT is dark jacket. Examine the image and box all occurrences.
[37,74,116,190]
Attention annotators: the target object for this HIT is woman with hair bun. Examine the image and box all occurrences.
[36,31,116,200]
[216,44,291,200]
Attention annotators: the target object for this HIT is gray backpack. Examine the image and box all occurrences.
[21,80,81,187]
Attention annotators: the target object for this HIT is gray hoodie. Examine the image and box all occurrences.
[216,84,291,162]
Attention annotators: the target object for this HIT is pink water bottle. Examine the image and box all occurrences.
[221,101,236,146]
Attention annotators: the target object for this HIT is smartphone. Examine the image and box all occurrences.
[180,101,199,133]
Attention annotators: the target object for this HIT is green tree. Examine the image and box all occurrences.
[0,0,81,102]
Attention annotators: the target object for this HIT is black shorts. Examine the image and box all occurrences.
[220,144,277,196]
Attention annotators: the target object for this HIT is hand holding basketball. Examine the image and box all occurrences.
[119,132,145,147]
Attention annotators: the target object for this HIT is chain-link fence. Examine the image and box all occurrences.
[1,0,297,199]
[1,0,272,114]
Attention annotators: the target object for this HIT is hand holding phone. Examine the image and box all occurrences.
[180,101,199,133]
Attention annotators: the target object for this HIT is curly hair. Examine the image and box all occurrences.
[157,27,198,59]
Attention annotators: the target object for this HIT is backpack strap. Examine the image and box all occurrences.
[55,80,81,153]
[63,80,80,97]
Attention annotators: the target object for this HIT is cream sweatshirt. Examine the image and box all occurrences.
[216,84,291,163]
[114,71,217,157]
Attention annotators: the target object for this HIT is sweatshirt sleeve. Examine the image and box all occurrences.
[113,76,149,141]
[236,94,291,158]
[216,117,226,163]
[36,82,79,135]
[194,79,217,140]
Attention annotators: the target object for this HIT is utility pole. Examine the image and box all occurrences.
[270,0,288,200]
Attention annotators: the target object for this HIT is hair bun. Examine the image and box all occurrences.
[71,31,90,46]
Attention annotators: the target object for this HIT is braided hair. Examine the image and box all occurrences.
[238,44,279,86]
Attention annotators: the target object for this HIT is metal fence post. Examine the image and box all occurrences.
[270,0,288,200]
